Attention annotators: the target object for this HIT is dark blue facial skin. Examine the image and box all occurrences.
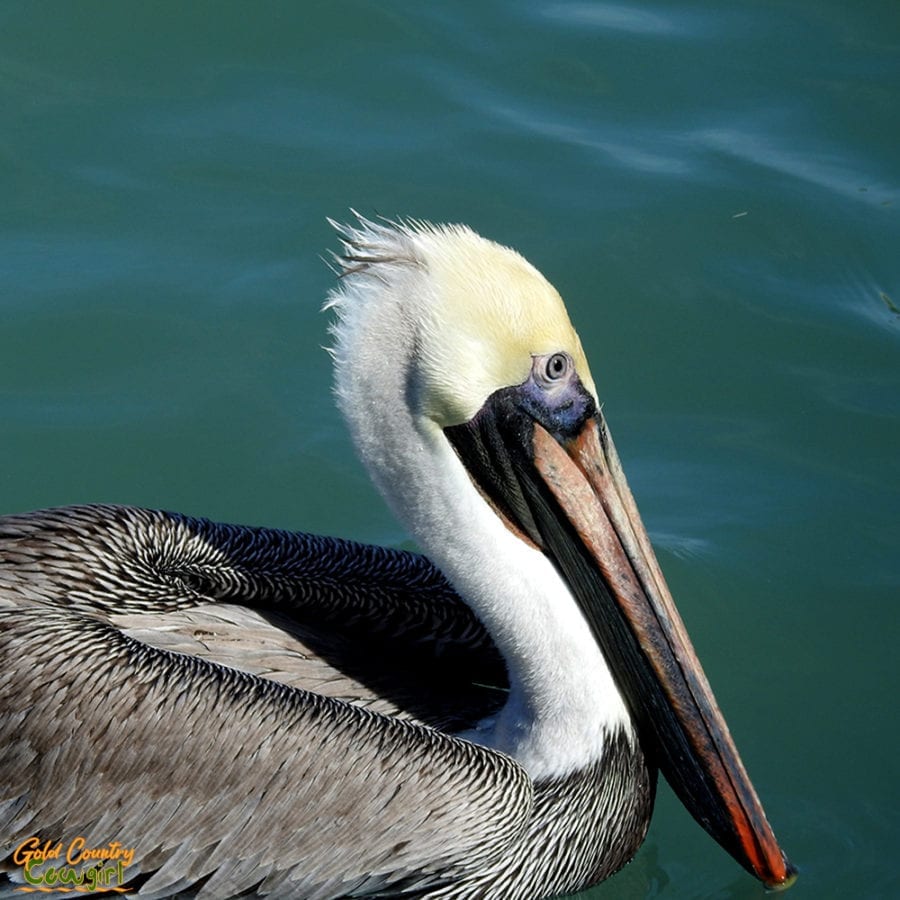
[515,352,597,444]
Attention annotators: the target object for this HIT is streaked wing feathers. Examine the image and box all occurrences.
[0,506,526,898]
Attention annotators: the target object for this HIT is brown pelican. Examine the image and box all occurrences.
[0,216,795,898]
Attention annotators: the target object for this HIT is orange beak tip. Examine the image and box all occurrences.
[765,860,799,892]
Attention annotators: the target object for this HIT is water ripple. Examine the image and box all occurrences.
[695,125,900,208]
[541,2,714,38]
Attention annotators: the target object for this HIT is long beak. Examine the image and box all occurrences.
[531,414,796,889]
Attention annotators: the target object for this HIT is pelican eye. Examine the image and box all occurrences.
[545,353,569,380]
[533,352,572,388]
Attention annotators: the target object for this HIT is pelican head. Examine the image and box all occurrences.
[326,214,794,890]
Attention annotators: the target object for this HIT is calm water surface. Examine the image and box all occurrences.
[2,2,898,898]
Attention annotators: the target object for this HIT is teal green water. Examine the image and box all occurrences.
[2,2,898,897]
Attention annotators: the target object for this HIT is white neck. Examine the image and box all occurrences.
[409,424,634,779]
